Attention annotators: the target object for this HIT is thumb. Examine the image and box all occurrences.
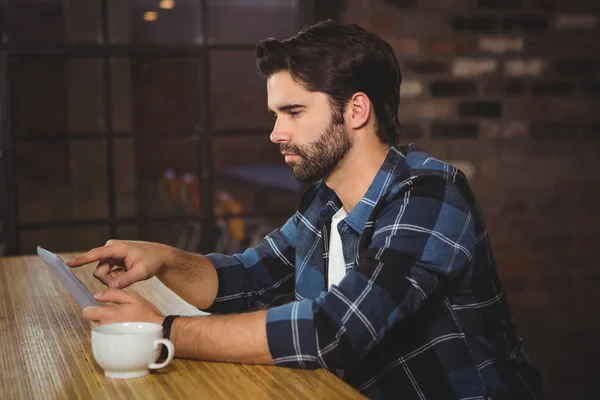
[108,266,148,289]
[93,288,136,304]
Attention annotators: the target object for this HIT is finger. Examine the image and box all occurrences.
[93,261,114,286]
[67,244,125,268]
[93,288,137,304]
[82,306,111,322]
[109,268,127,278]
[108,266,149,289]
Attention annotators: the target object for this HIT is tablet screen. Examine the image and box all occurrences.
[37,246,100,309]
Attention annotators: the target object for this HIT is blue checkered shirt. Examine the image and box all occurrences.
[205,145,544,399]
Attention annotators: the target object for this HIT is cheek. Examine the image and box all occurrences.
[298,115,329,143]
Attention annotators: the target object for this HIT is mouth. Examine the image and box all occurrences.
[282,153,300,163]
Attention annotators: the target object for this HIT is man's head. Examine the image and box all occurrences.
[256,20,402,182]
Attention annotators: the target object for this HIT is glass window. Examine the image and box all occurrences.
[12,58,105,136]
[6,0,102,44]
[216,216,292,255]
[108,0,202,45]
[134,137,200,218]
[207,0,297,44]
[110,58,135,133]
[114,138,137,218]
[129,221,192,248]
[212,135,303,218]
[12,57,67,136]
[20,226,109,254]
[16,140,108,223]
[210,50,272,131]
[131,57,202,136]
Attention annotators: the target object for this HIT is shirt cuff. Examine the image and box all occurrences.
[265,299,321,369]
[202,253,247,314]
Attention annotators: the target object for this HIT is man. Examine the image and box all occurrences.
[68,20,544,399]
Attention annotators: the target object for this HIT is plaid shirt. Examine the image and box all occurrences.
[205,145,544,399]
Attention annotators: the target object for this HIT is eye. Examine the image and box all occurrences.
[289,110,301,118]
[270,113,278,122]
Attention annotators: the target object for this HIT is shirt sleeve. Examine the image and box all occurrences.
[264,175,476,370]
[202,214,297,314]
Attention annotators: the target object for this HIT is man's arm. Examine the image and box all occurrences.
[68,240,220,310]
[170,311,274,365]
[200,214,297,313]
[156,249,219,310]
[83,289,274,365]
[70,214,298,312]
[162,213,297,312]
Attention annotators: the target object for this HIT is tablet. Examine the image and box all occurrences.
[37,246,99,309]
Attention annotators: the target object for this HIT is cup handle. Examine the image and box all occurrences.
[149,339,175,370]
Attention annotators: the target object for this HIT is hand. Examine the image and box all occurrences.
[83,289,165,328]
[67,240,173,289]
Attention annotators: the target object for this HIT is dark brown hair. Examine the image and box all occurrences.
[256,20,402,145]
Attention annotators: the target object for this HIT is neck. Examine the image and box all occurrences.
[325,137,390,213]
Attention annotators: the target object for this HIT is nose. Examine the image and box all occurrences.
[269,118,291,144]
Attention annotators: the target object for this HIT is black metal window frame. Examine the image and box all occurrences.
[0,0,313,255]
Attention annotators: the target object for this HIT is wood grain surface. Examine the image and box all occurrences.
[0,254,365,400]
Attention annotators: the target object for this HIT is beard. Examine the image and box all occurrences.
[280,120,352,182]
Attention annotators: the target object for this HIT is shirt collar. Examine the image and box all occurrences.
[317,145,407,235]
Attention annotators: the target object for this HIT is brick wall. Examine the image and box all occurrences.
[335,0,600,397]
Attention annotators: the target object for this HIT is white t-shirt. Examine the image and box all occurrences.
[328,207,348,289]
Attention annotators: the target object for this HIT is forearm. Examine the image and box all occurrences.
[156,247,218,309]
[170,311,274,365]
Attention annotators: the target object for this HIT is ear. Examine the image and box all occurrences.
[347,92,372,130]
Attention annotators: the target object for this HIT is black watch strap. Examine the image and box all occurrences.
[160,315,180,359]
[162,315,180,339]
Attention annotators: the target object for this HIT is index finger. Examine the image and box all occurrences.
[67,245,124,268]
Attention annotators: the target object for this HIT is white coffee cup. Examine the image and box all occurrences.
[91,322,175,379]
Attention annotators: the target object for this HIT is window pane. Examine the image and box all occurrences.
[7,0,101,44]
[116,224,140,241]
[110,58,134,132]
[117,216,293,255]
[210,51,272,130]
[16,140,108,223]
[213,135,303,217]
[124,222,189,248]
[12,58,105,136]
[20,226,109,254]
[114,138,137,218]
[12,58,67,135]
[217,216,291,254]
[135,137,200,218]
[108,0,202,45]
[207,0,297,44]
[132,57,201,135]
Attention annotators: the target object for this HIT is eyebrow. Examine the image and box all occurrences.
[268,103,306,114]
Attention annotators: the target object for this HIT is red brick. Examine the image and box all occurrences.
[357,15,397,36]
[532,0,600,12]
[504,99,600,119]
[402,60,448,74]
[387,38,421,56]
[478,0,523,9]
[527,34,600,57]
[429,37,472,54]
[400,99,455,119]
[481,121,528,138]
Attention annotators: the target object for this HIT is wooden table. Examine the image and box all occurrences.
[0,254,365,399]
